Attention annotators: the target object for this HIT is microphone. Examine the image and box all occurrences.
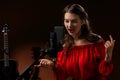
[54,26,66,51]
[46,26,65,58]
[16,27,66,80]
[49,31,57,50]
[54,26,65,43]
[48,31,57,58]
[42,26,66,58]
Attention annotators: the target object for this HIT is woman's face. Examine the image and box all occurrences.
[64,12,83,38]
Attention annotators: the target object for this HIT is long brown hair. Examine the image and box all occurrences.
[63,4,101,51]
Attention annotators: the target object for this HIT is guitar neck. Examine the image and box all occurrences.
[4,32,9,67]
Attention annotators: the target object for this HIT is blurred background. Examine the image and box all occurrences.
[0,0,119,80]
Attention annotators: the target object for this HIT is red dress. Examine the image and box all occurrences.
[55,41,113,80]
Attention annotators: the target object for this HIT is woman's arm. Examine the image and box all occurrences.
[99,35,115,76]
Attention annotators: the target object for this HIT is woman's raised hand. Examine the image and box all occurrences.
[104,35,115,62]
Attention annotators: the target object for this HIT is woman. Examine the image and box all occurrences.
[37,4,115,80]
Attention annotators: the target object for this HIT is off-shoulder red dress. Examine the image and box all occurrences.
[55,41,113,80]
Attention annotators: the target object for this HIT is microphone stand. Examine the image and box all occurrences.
[16,28,64,80]
[16,47,45,80]
[16,61,38,80]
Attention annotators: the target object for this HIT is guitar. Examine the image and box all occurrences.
[0,24,19,80]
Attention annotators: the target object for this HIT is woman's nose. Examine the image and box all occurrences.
[68,22,72,28]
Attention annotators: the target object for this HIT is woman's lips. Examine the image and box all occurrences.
[68,29,75,33]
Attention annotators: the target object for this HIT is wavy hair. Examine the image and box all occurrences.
[63,4,101,51]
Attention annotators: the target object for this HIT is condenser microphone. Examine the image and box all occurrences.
[48,32,57,58]
[49,32,57,50]
[47,26,65,58]
[54,26,66,51]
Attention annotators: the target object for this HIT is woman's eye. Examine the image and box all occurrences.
[64,20,69,23]
[72,20,78,23]
[64,19,78,23]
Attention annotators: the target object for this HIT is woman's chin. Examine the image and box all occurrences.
[69,33,75,37]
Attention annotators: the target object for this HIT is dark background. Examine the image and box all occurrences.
[0,0,119,80]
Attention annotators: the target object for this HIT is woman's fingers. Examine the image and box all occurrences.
[39,59,47,66]
[34,58,54,68]
[105,41,111,48]
[34,59,47,67]
[109,35,113,42]
[109,35,115,45]
[105,35,115,50]
[104,35,115,62]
